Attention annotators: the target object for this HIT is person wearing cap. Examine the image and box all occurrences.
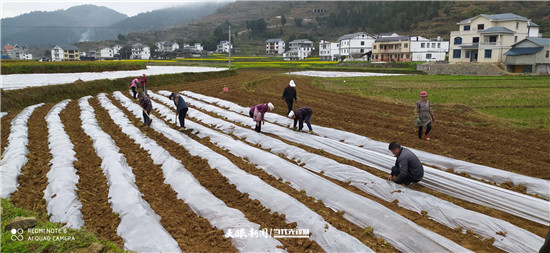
[248,102,274,133]
[282,80,298,114]
[288,107,313,133]
[416,91,435,140]
[387,141,424,185]
[130,76,140,99]
[168,92,188,130]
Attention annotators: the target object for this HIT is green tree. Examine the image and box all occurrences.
[294,17,303,27]
[119,45,132,60]
[117,34,126,41]
[281,15,287,26]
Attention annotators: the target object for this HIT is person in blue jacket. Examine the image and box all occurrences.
[168,92,188,130]
[288,107,313,133]
[387,141,424,185]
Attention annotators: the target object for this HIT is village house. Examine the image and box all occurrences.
[90,46,114,60]
[216,41,232,53]
[6,44,32,60]
[265,38,285,55]
[371,36,412,62]
[318,40,339,61]
[338,32,376,61]
[504,37,550,73]
[449,13,541,64]
[51,45,80,61]
[409,36,449,62]
[283,39,314,60]
[131,43,150,60]
[155,41,180,52]
[112,45,122,56]
[183,43,203,53]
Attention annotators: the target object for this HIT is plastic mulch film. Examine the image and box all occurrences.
[178,91,550,226]
[1,103,44,198]
[151,91,544,252]
[146,92,470,253]
[97,94,285,252]
[181,90,550,200]
[0,112,7,118]
[44,100,84,229]
[114,91,373,253]
[78,96,181,252]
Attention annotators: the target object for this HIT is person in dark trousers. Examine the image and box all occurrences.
[540,227,550,253]
[168,92,188,131]
[282,80,297,114]
[141,74,148,95]
[387,141,424,185]
[138,92,152,126]
[249,102,274,133]
[416,91,435,140]
[288,107,313,133]
[131,76,140,99]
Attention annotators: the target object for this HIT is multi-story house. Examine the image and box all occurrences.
[90,46,114,60]
[283,39,314,60]
[338,32,376,61]
[371,36,411,62]
[51,45,80,61]
[183,43,203,52]
[112,45,122,57]
[7,44,32,60]
[216,41,232,53]
[449,13,541,64]
[504,37,550,73]
[131,43,150,60]
[265,38,285,55]
[155,41,180,52]
[319,40,339,61]
[409,36,449,62]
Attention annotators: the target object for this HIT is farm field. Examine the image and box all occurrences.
[1,69,549,252]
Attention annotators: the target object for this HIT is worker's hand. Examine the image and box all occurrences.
[432,117,436,122]
[387,174,393,181]
[262,120,265,125]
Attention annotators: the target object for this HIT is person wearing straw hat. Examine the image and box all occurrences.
[415,91,435,140]
[288,107,313,133]
[282,80,298,114]
[249,102,274,133]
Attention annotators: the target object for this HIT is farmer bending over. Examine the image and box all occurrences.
[168,92,188,131]
[387,141,424,185]
[288,107,313,133]
[249,102,274,133]
[138,92,152,126]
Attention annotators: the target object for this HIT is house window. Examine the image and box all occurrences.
[473,37,479,43]
[406,54,410,58]
[437,43,441,48]
[546,51,549,58]
[404,43,408,48]
[477,24,484,30]
[361,41,365,45]
[484,49,492,58]
[489,36,497,43]
[360,49,364,53]
[432,43,436,48]
[373,45,377,49]
[464,25,470,31]
[454,37,462,45]
[421,43,425,48]
[375,55,378,59]
[514,36,518,43]
[427,43,430,48]
[516,22,519,29]
[465,51,470,58]
[426,53,432,59]
[453,49,461,58]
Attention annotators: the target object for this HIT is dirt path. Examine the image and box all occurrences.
[89,97,235,252]
[10,104,52,215]
[110,94,325,252]
[60,100,123,247]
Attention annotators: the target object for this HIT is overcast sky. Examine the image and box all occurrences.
[1,0,234,19]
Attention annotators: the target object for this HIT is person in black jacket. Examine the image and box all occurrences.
[387,142,424,185]
[288,107,313,133]
[282,80,297,114]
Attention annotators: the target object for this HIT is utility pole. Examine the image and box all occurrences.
[228,25,232,69]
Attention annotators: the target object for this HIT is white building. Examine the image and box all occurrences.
[112,45,122,56]
[265,38,285,55]
[51,45,80,61]
[449,13,541,64]
[155,41,180,52]
[504,37,550,73]
[338,32,376,61]
[91,46,114,60]
[7,44,32,60]
[183,43,203,52]
[409,36,449,62]
[216,41,232,53]
[319,40,339,61]
[131,43,150,60]
[283,39,314,60]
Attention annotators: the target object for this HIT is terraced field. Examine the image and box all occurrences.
[1,69,548,252]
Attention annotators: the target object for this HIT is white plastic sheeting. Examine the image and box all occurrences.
[78,96,181,253]
[44,100,84,229]
[181,90,550,199]
[150,91,544,252]
[114,91,373,253]
[0,112,7,118]
[97,93,284,252]
[180,91,550,226]
[2,66,227,90]
[147,92,470,253]
[1,103,44,198]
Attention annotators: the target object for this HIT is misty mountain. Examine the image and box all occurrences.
[1,3,228,48]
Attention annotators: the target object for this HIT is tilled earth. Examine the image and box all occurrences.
[2,69,548,252]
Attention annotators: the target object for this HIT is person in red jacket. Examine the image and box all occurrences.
[288,107,313,133]
[249,102,274,133]
[140,74,148,95]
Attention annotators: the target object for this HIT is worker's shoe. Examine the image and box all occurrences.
[424,134,430,141]
[178,127,185,131]
[307,130,314,134]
